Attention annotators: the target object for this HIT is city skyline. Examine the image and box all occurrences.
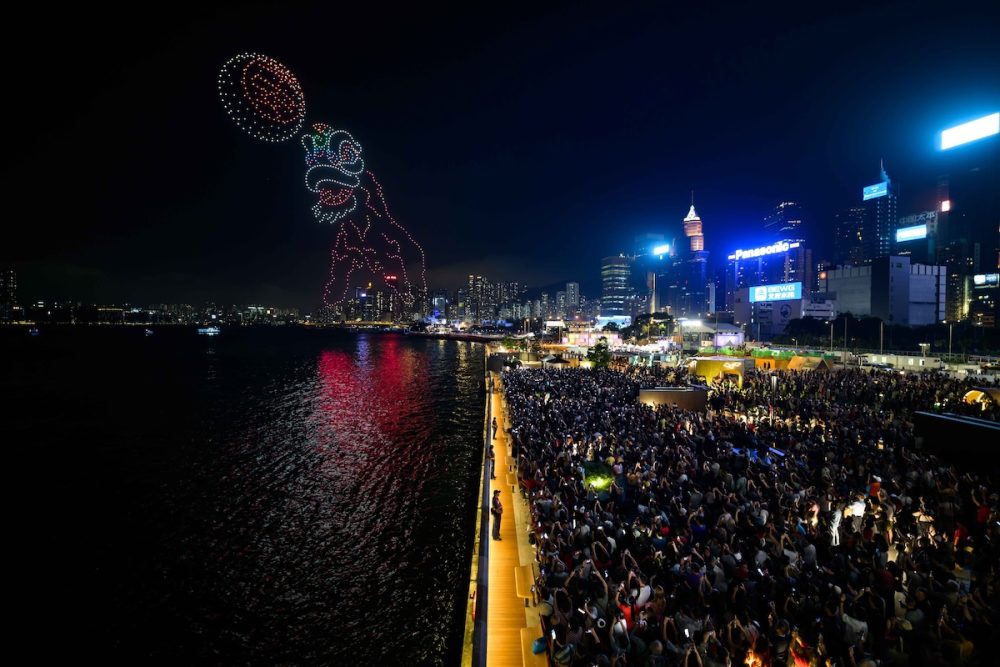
[4,3,999,310]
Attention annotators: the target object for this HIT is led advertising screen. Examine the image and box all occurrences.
[749,282,802,303]
[652,244,670,256]
[895,224,927,243]
[941,112,999,150]
[862,181,888,200]
[973,274,999,286]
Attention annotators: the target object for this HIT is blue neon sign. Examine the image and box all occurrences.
[863,181,888,200]
[941,113,999,150]
[749,282,802,303]
[895,224,927,243]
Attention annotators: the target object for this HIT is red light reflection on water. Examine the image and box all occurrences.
[314,337,434,483]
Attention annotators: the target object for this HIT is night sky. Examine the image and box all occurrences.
[5,1,999,310]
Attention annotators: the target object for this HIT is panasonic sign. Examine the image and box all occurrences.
[728,241,800,261]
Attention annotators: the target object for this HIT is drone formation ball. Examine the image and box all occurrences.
[218,53,306,142]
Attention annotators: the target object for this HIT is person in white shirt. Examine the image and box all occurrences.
[830,506,843,546]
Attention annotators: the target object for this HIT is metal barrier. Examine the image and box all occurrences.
[470,366,493,667]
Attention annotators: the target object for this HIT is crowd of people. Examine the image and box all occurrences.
[501,364,999,667]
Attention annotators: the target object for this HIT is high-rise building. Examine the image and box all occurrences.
[0,267,16,322]
[634,233,667,255]
[601,255,631,316]
[430,290,448,319]
[465,274,498,322]
[555,291,566,318]
[565,282,580,313]
[725,239,813,308]
[682,204,709,315]
[892,210,939,265]
[683,204,705,252]
[822,256,946,326]
[456,288,469,321]
[861,162,897,261]
[968,273,999,327]
[834,207,866,266]
[936,136,998,321]
[764,201,804,237]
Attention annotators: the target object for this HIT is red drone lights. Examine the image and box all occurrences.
[218,53,306,143]
[301,123,427,312]
[219,54,427,313]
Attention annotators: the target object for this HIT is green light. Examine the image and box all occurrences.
[586,474,614,491]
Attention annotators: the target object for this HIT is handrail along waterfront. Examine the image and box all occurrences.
[464,349,492,667]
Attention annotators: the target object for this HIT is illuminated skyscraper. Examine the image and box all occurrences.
[665,201,709,316]
[764,201,804,237]
[601,255,631,316]
[0,267,16,322]
[861,162,897,261]
[683,204,704,252]
[724,239,813,308]
[565,282,580,312]
[835,207,866,265]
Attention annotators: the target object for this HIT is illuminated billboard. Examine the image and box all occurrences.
[941,112,999,150]
[895,224,927,243]
[728,240,800,261]
[973,274,999,286]
[862,181,888,200]
[749,282,802,303]
[652,244,670,256]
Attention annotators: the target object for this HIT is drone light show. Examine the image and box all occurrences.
[218,53,306,142]
[302,123,427,311]
[219,53,427,314]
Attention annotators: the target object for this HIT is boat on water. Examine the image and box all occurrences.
[144,328,154,336]
[29,327,40,337]
[197,326,221,336]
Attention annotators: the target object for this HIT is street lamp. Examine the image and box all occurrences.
[827,320,833,353]
[843,316,849,365]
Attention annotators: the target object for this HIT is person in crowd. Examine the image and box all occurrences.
[503,363,999,666]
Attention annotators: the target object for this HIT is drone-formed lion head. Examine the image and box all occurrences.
[303,124,365,224]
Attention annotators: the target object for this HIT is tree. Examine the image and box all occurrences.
[602,322,620,333]
[587,336,612,369]
[501,336,520,351]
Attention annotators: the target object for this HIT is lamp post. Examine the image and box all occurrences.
[714,309,719,352]
[842,316,849,365]
[879,320,883,356]
[828,320,833,353]
[948,321,953,358]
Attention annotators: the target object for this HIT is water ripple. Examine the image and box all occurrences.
[3,328,483,665]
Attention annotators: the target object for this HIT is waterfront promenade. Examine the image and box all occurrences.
[486,371,545,667]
